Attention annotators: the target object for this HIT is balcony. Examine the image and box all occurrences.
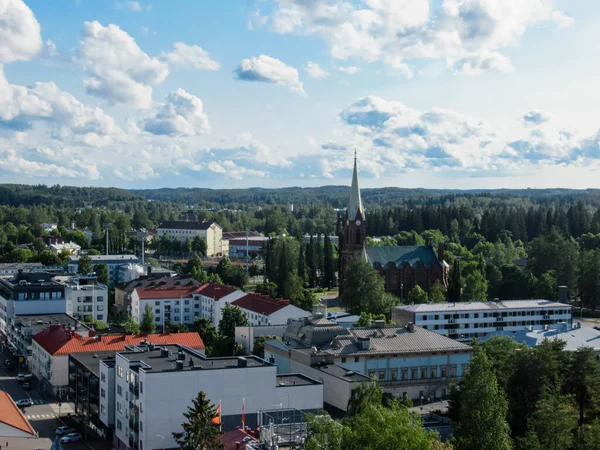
[377,376,461,387]
[129,383,139,396]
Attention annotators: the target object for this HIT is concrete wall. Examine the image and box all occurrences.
[276,383,323,411]
[235,325,287,353]
[99,363,115,427]
[269,305,311,325]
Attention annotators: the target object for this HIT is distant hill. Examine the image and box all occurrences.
[0,184,140,207]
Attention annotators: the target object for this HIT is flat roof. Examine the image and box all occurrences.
[70,351,118,377]
[119,344,269,374]
[396,300,572,313]
[13,313,88,334]
[69,254,139,262]
[315,363,370,382]
[276,374,322,387]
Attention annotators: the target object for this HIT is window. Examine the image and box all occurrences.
[155,317,160,322]
[441,366,447,377]
[140,381,143,394]
[140,421,143,432]
[175,301,180,305]
[411,368,418,379]
[155,308,160,314]
[117,420,122,431]
[117,366,123,378]
[117,385,122,396]
[126,372,130,382]
[184,316,190,321]
[391,368,398,381]
[184,300,190,305]
[354,357,359,363]
[155,301,160,306]
[341,357,346,363]
[174,316,180,321]
[378,370,386,381]
[101,372,106,382]
[97,314,103,320]
[101,405,106,414]
[184,308,190,312]
[101,388,106,398]
[117,402,122,413]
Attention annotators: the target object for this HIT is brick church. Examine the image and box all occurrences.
[340,156,449,299]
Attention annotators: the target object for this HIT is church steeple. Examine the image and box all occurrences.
[348,150,364,221]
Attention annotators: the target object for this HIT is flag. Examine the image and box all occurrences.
[212,402,221,425]
[242,398,245,428]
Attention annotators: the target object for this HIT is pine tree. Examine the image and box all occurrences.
[297,244,307,285]
[447,260,462,302]
[77,253,93,275]
[323,235,335,289]
[452,351,512,450]
[140,304,156,334]
[172,391,224,450]
[307,237,317,288]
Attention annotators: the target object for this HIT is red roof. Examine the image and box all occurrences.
[33,325,204,356]
[0,391,36,436]
[218,428,258,450]
[135,286,196,300]
[232,293,290,315]
[194,282,238,300]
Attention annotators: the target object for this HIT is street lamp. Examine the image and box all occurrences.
[156,434,165,450]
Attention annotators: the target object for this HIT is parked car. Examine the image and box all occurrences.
[55,426,76,436]
[15,398,34,407]
[60,433,82,443]
[22,381,31,390]
[15,373,27,381]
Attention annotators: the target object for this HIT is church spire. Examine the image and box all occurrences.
[348,150,364,221]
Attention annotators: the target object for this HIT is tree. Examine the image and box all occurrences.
[429,280,446,303]
[218,304,248,339]
[94,263,109,284]
[407,285,429,304]
[165,321,189,333]
[184,237,193,254]
[141,304,157,334]
[39,250,61,266]
[341,257,396,317]
[77,253,93,275]
[347,380,382,416]
[323,235,336,288]
[123,317,140,334]
[531,392,578,450]
[462,270,488,301]
[353,312,389,327]
[447,260,462,302]
[172,390,224,450]
[193,318,219,350]
[452,351,512,450]
[566,346,600,423]
[305,413,347,450]
[192,236,207,255]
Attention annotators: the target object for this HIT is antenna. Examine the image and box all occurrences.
[103,223,110,255]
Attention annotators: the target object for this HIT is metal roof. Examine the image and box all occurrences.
[396,299,572,313]
[365,245,444,269]
[480,324,600,351]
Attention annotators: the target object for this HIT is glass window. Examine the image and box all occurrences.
[117,366,123,378]
[140,381,143,394]
[101,388,106,398]
[378,370,386,381]
[155,301,160,306]
[117,385,122,395]
[341,357,346,363]
[117,420,122,430]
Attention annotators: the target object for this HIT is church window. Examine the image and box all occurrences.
[355,228,361,245]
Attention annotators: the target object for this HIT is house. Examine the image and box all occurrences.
[339,156,448,298]
[68,255,141,287]
[231,293,311,326]
[265,315,472,408]
[49,241,81,256]
[114,274,201,315]
[31,325,204,398]
[193,282,246,328]
[156,220,225,257]
[0,270,66,336]
[392,300,573,342]
[104,344,322,450]
[62,275,108,323]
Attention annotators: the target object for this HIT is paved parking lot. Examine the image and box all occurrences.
[0,348,113,450]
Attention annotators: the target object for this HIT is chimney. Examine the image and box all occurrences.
[407,322,415,333]
[160,347,169,358]
[372,319,386,328]
[238,357,248,368]
[558,286,568,304]
[437,243,445,262]
[188,357,194,367]
[176,360,184,370]
[147,265,152,276]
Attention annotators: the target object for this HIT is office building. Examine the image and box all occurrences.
[68,255,140,286]
[63,275,108,323]
[156,221,225,257]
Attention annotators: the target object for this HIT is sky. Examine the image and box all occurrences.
[1,0,600,190]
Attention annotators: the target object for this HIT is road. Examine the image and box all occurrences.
[0,348,111,450]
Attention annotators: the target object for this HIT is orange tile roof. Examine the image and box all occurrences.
[193,282,238,300]
[0,391,36,436]
[33,325,204,356]
[135,286,196,299]
[232,293,290,315]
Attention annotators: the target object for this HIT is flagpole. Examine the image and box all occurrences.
[219,399,222,433]
[242,398,245,430]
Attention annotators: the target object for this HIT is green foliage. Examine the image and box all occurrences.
[77,253,93,275]
[531,392,578,450]
[165,321,189,333]
[566,346,600,422]
[93,263,109,284]
[172,390,224,450]
[215,256,248,289]
[140,303,157,334]
[83,314,93,323]
[452,351,513,450]
[462,270,488,301]
[429,280,446,303]
[218,304,248,338]
[408,285,429,304]
[252,335,274,359]
[353,312,389,327]
[93,320,108,330]
[447,259,462,302]
[122,317,140,334]
[347,380,383,416]
[192,318,219,350]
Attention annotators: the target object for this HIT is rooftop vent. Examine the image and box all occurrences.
[407,322,416,333]
[238,357,248,368]
[372,319,386,328]
[175,360,184,370]
[188,358,194,367]
[160,347,169,358]
[357,336,371,350]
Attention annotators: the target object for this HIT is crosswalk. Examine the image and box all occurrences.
[25,413,54,420]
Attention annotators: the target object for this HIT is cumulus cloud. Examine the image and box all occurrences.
[206,160,266,180]
[115,1,142,12]
[552,11,575,29]
[234,54,305,95]
[305,61,329,79]
[143,88,210,136]
[453,51,514,75]
[252,0,572,75]
[338,66,360,75]
[0,148,83,178]
[161,42,220,71]
[523,110,551,126]
[78,21,169,109]
[0,0,42,63]
[114,163,158,180]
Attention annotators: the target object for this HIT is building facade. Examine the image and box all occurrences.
[231,293,311,326]
[63,276,108,323]
[193,282,246,328]
[0,271,66,336]
[68,255,141,287]
[156,221,225,257]
[392,300,573,342]
[338,156,448,297]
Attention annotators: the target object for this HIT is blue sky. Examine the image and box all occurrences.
[1,0,600,189]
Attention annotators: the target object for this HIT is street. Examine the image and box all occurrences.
[0,350,111,450]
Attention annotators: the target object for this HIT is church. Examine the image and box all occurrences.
[340,156,449,298]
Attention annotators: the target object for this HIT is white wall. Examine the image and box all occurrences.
[268,305,311,325]
[276,384,323,411]
[99,363,115,427]
[235,325,288,353]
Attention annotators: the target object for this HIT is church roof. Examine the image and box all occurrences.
[348,155,364,221]
[364,245,445,269]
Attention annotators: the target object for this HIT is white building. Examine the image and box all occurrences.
[63,276,108,322]
[68,255,140,287]
[42,222,58,232]
[231,293,311,326]
[192,282,246,328]
[102,344,323,450]
[392,300,573,342]
[32,326,204,398]
[156,221,225,257]
[131,286,199,328]
[49,242,81,256]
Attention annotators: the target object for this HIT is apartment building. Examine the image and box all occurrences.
[231,293,310,326]
[193,282,245,328]
[392,300,573,342]
[0,271,66,336]
[156,221,225,257]
[63,275,108,322]
[68,255,141,287]
[102,344,323,450]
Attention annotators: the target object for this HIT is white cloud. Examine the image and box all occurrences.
[141,26,150,36]
[207,160,266,180]
[305,61,329,79]
[126,1,142,12]
[453,51,514,75]
[114,163,158,180]
[0,0,42,63]
[234,54,305,95]
[523,110,551,126]
[253,0,572,75]
[161,42,220,71]
[552,11,574,29]
[143,88,210,136]
[338,65,360,75]
[78,21,169,109]
[0,148,83,178]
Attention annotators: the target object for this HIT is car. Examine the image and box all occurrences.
[55,426,75,436]
[60,433,82,443]
[22,381,31,390]
[15,398,34,407]
[15,373,26,381]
